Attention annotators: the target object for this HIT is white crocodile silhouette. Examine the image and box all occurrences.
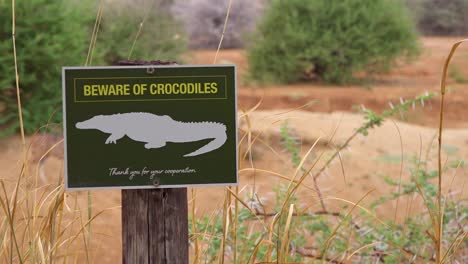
[75,112,227,157]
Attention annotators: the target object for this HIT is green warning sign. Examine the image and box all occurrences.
[62,65,237,190]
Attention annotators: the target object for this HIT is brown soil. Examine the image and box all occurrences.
[190,37,468,128]
[1,37,467,263]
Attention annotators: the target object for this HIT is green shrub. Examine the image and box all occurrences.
[96,3,187,64]
[0,0,95,136]
[0,1,187,137]
[247,0,420,84]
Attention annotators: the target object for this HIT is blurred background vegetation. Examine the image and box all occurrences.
[98,0,187,64]
[0,0,95,136]
[247,0,420,84]
[407,0,468,36]
[173,0,262,49]
[1,0,468,135]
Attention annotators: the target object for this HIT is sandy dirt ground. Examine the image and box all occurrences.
[191,37,468,128]
[1,37,467,262]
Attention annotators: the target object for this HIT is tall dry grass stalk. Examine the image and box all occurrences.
[189,3,235,263]
[213,0,233,64]
[10,0,24,147]
[0,1,114,263]
[436,39,468,263]
[85,0,104,67]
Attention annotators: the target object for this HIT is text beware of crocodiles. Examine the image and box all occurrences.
[75,112,227,157]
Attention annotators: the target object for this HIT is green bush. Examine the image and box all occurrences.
[0,1,187,137]
[0,0,95,136]
[247,0,420,84]
[96,3,187,64]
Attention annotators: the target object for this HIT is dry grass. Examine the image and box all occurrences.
[0,1,114,263]
[1,0,467,263]
[436,39,468,263]
[187,37,467,263]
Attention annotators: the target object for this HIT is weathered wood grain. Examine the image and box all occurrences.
[122,189,188,264]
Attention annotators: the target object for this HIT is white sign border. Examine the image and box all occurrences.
[62,64,238,191]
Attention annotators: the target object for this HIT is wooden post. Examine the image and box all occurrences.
[118,60,188,264]
[122,188,188,264]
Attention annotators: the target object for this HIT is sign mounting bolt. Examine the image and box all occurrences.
[152,179,160,187]
[146,67,155,74]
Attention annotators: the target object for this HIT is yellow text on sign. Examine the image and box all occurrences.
[83,84,132,96]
